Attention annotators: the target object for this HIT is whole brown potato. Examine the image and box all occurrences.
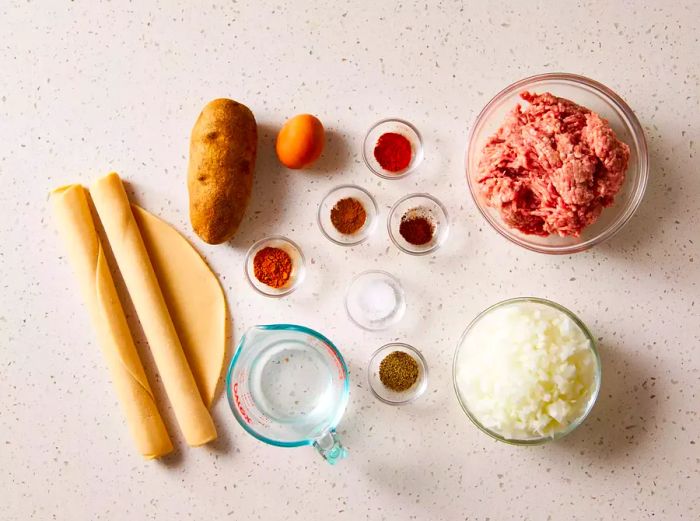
[188,98,257,244]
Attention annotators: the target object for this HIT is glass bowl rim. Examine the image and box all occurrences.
[367,342,429,405]
[317,184,379,246]
[465,72,649,254]
[452,296,602,445]
[387,192,450,256]
[344,269,406,331]
[362,117,424,180]
[244,235,306,298]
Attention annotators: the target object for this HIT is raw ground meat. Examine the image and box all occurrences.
[476,91,630,237]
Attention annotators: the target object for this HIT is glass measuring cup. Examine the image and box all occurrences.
[226,324,350,464]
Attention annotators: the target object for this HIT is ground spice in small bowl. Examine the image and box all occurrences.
[330,197,366,234]
[374,132,412,172]
[399,209,435,246]
[253,246,292,288]
[379,351,419,392]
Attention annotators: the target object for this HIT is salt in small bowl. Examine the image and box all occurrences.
[345,270,406,331]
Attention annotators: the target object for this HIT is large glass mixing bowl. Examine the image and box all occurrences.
[466,73,648,254]
[453,297,601,445]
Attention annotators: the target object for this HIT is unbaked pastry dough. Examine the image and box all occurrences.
[132,204,226,408]
[91,173,217,447]
[50,184,173,459]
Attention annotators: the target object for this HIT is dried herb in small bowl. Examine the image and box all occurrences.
[379,351,419,392]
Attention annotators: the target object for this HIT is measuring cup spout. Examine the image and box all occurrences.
[239,325,267,348]
[313,430,347,465]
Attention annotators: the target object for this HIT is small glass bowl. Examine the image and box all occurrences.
[368,343,428,405]
[466,73,648,254]
[388,193,449,255]
[453,297,602,445]
[345,270,406,331]
[317,185,379,246]
[362,118,424,179]
[244,236,306,297]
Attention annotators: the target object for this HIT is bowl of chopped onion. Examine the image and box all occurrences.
[453,297,601,445]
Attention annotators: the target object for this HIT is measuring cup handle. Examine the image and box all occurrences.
[313,430,347,465]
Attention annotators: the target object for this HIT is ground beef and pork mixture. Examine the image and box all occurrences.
[476,91,630,237]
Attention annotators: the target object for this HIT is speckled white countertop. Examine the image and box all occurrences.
[1,1,699,519]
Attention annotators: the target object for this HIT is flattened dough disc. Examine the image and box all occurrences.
[132,205,227,408]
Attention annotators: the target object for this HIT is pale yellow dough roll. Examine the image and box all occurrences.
[132,205,226,408]
[91,173,217,447]
[50,185,173,459]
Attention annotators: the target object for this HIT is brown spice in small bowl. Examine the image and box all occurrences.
[330,197,367,235]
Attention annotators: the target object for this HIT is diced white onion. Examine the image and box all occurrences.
[456,301,596,440]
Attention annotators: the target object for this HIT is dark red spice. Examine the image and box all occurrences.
[399,212,434,246]
[373,132,412,172]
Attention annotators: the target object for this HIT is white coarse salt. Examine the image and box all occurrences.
[345,271,406,331]
[358,279,397,321]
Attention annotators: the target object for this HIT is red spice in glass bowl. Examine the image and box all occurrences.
[363,119,423,180]
[399,212,435,246]
[388,193,449,255]
[253,246,292,288]
[374,132,413,172]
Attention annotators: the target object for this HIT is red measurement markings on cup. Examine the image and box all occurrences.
[316,339,345,381]
[233,382,252,424]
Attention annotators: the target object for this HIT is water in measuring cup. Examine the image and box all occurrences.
[248,339,336,431]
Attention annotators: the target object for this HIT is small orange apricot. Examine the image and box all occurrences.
[276,114,325,169]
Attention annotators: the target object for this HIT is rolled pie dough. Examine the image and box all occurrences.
[132,204,226,408]
[50,184,173,459]
[91,173,217,447]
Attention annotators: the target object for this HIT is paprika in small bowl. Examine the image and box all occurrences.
[244,236,306,297]
[363,118,424,179]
